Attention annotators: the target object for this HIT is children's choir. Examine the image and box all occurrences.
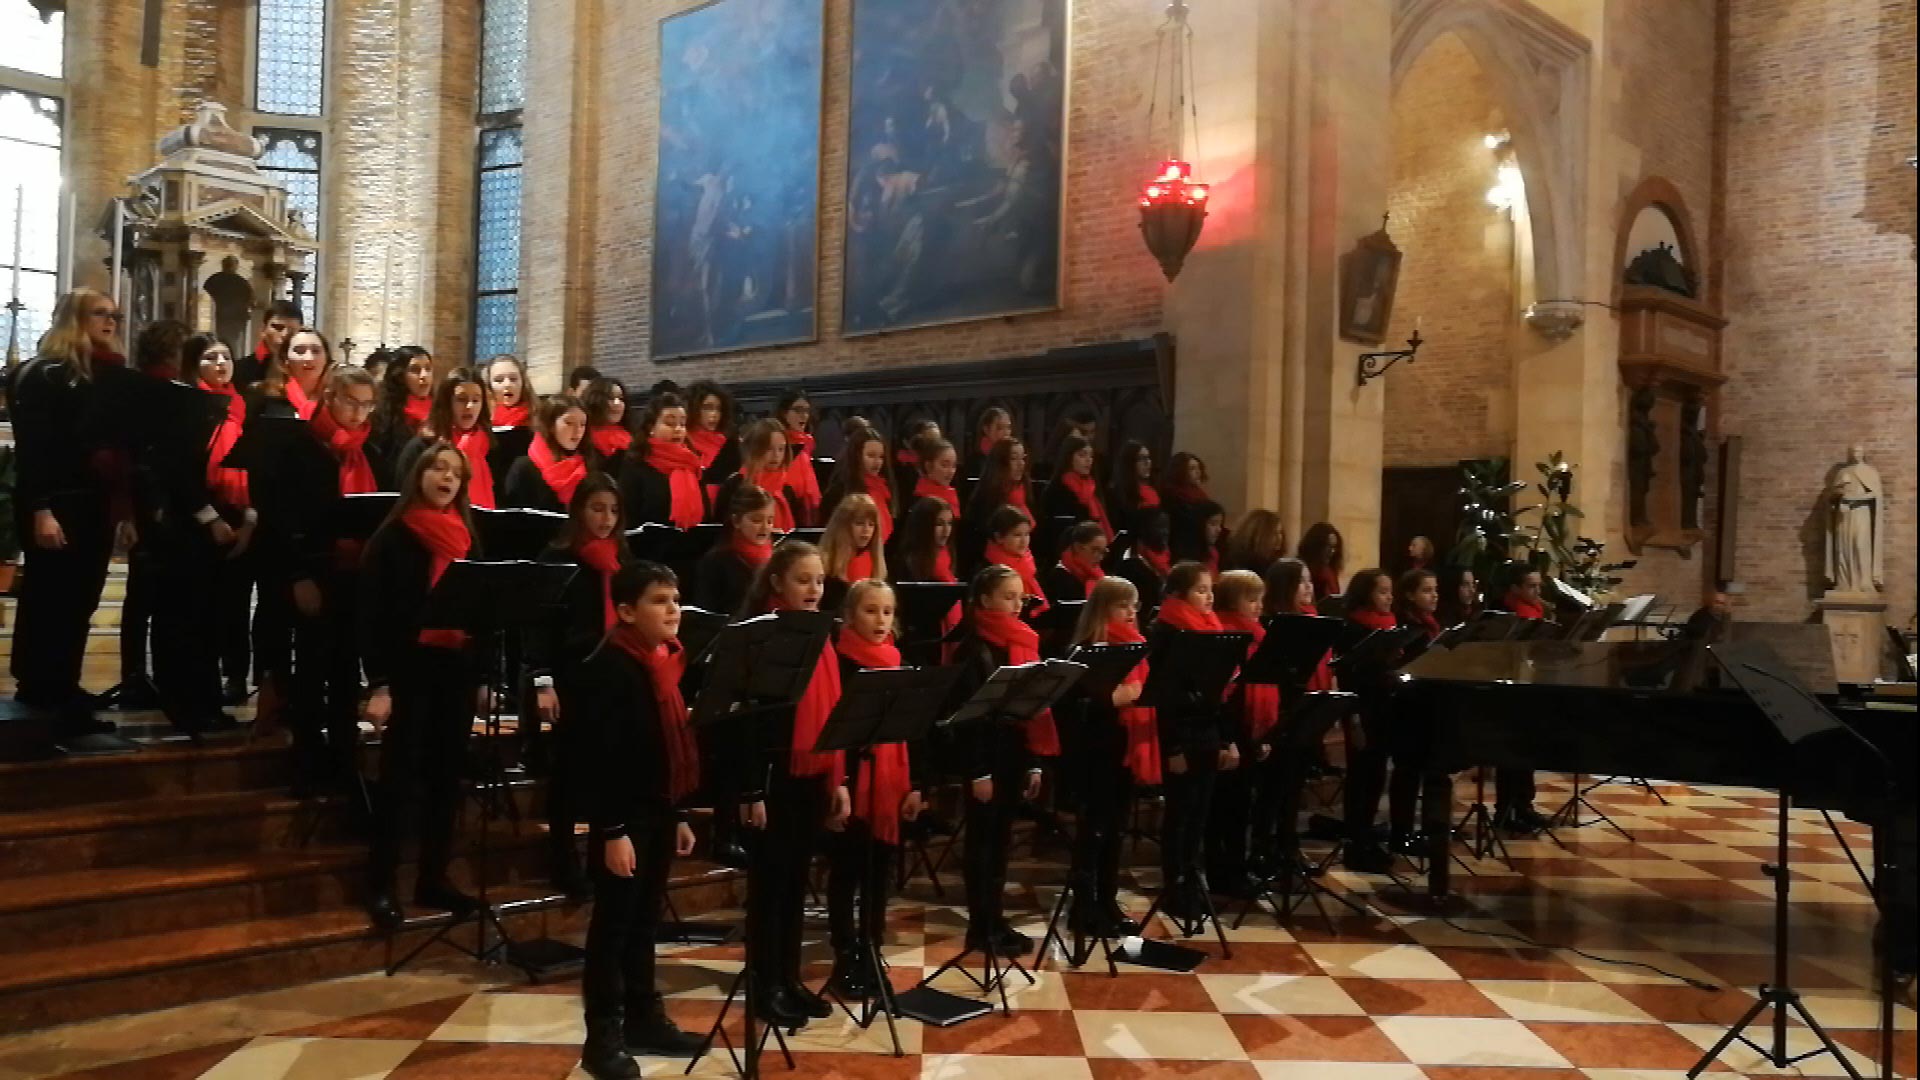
[7,287,1561,1079]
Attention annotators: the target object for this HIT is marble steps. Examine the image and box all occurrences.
[0,781,544,879]
[0,738,291,813]
[0,891,595,1034]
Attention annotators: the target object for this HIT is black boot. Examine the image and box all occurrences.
[623,994,704,1058]
[751,979,810,1028]
[581,1012,641,1079]
[414,878,480,916]
[827,943,875,999]
[785,975,832,1018]
[365,891,404,931]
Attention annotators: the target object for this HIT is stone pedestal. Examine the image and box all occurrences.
[1816,592,1888,684]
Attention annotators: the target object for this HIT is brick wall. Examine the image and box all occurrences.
[1383,32,1514,469]
[580,0,1166,387]
[1719,0,1917,626]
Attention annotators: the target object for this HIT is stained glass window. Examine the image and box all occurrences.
[0,88,61,357]
[255,0,327,116]
[479,0,528,116]
[0,1,62,79]
[473,125,522,357]
[256,128,322,323]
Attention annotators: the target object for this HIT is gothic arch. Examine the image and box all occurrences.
[1392,0,1591,304]
[1611,175,1707,306]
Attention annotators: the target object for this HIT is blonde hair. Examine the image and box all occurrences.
[1214,569,1266,614]
[1071,576,1139,645]
[36,287,114,377]
[840,578,896,620]
[820,493,887,581]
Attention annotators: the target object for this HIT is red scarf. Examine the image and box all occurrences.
[1505,590,1546,620]
[1103,619,1161,785]
[285,374,319,421]
[914,475,961,520]
[578,534,622,630]
[1310,565,1342,605]
[1350,607,1399,631]
[452,425,495,509]
[973,610,1058,756]
[1405,609,1442,641]
[784,428,822,522]
[895,447,918,469]
[310,406,375,495]
[1135,482,1162,510]
[491,398,531,429]
[589,423,632,459]
[977,435,998,460]
[836,628,912,845]
[403,394,432,431]
[743,467,796,531]
[930,548,961,634]
[1162,478,1210,506]
[605,628,700,802]
[1059,470,1113,538]
[1059,549,1104,597]
[201,381,250,509]
[1156,594,1223,633]
[729,530,773,569]
[776,603,844,782]
[687,426,727,470]
[404,503,472,649]
[1299,602,1335,692]
[985,540,1048,617]
[1219,611,1280,740]
[529,437,587,507]
[645,438,706,530]
[862,471,894,542]
[844,549,875,583]
[1138,543,1172,579]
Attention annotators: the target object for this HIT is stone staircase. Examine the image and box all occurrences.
[0,562,741,1036]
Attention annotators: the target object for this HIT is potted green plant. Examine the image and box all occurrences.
[1449,451,1634,602]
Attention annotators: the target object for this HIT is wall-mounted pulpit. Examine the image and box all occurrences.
[1617,256,1727,556]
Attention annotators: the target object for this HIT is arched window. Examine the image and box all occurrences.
[473,0,527,358]
[0,0,65,360]
[253,0,329,323]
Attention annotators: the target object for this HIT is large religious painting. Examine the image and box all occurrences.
[651,0,823,359]
[842,0,1069,336]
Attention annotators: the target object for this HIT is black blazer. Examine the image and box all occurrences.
[692,545,758,617]
[9,357,104,523]
[363,416,415,492]
[576,640,691,837]
[501,456,568,514]
[619,455,710,528]
[524,545,611,683]
[355,519,483,689]
[1164,497,1214,565]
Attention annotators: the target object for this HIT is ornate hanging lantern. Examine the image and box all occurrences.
[1138,1,1209,281]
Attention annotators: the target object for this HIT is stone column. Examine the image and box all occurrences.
[1164,0,1393,569]
[521,0,601,393]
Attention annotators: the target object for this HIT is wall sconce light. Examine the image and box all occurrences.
[1358,319,1424,387]
[1483,130,1511,150]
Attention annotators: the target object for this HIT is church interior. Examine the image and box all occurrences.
[0,0,1913,1077]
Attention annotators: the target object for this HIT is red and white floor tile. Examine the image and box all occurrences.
[1,779,1911,1079]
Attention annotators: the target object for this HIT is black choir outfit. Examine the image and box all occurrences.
[527,541,621,893]
[1146,598,1231,915]
[502,456,571,515]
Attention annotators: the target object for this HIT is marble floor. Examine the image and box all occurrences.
[0,779,1912,1080]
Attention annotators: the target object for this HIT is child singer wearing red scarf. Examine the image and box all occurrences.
[1041,521,1111,608]
[358,444,486,931]
[823,582,922,1000]
[1063,578,1157,939]
[911,437,962,524]
[822,426,895,543]
[734,544,851,1029]
[981,505,1049,619]
[945,565,1055,958]
[776,391,823,525]
[1209,570,1280,893]
[525,474,630,900]
[503,398,590,514]
[1335,569,1406,874]
[1148,562,1240,923]
[1044,434,1113,540]
[691,484,776,616]
[818,493,887,614]
[712,418,796,533]
[619,392,709,530]
[575,562,706,1076]
[1493,562,1549,834]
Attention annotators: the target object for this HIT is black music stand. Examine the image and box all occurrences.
[1685,643,1876,1080]
[1035,642,1151,976]
[683,610,833,1080]
[473,507,566,561]
[1134,629,1251,959]
[908,658,1086,1022]
[645,607,738,948]
[778,526,826,548]
[385,558,581,982]
[810,664,966,1053]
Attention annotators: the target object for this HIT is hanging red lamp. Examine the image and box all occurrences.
[1139,158,1209,281]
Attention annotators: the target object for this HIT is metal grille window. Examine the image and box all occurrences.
[0,2,62,80]
[255,127,322,322]
[0,88,61,360]
[478,0,528,116]
[473,126,522,359]
[255,0,327,117]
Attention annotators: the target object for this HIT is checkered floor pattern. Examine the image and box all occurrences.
[4,778,1913,1079]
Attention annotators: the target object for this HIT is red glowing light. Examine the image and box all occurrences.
[1140,158,1208,210]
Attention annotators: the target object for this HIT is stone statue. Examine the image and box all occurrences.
[1825,445,1884,593]
[1679,398,1706,530]
[1627,385,1659,526]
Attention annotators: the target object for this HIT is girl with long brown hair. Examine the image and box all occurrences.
[503,395,591,514]
[619,390,708,529]
[399,367,496,508]
[1063,576,1154,938]
[709,418,795,532]
[692,484,777,615]
[821,425,894,541]
[582,377,633,462]
[1043,433,1113,539]
[817,493,887,612]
